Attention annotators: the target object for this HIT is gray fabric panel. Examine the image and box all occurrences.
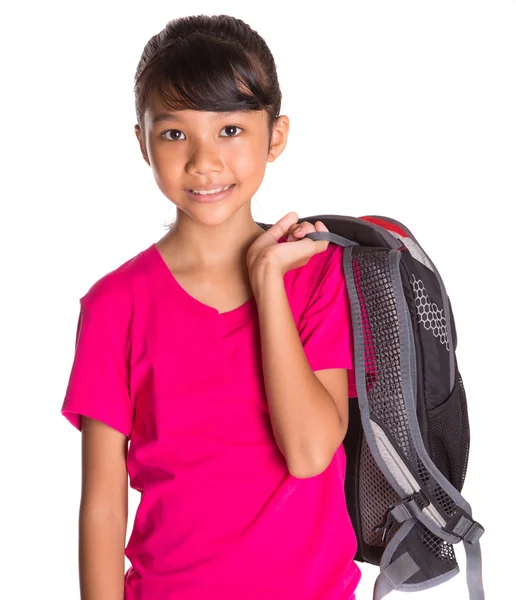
[370,421,419,495]
[389,230,435,272]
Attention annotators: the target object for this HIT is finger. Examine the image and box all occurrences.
[294,220,317,235]
[287,222,301,236]
[313,221,330,249]
[288,220,314,242]
[266,212,299,242]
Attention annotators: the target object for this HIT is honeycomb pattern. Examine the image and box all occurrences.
[410,274,449,351]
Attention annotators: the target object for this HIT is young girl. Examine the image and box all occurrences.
[61,14,361,600]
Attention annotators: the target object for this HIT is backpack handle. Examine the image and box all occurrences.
[304,231,359,248]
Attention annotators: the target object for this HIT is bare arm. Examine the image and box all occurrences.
[79,416,129,600]
[251,264,349,479]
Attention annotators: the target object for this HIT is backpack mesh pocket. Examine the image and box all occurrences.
[427,370,470,492]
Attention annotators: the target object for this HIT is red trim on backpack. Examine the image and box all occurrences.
[359,216,409,238]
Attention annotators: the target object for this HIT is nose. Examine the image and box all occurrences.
[186,142,224,176]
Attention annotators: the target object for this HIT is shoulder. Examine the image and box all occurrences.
[305,242,345,296]
[80,247,150,319]
[289,241,344,285]
[318,242,344,272]
[284,242,345,316]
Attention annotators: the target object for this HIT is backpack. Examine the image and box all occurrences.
[256,215,485,600]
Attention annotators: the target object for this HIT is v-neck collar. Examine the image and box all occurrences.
[143,241,276,326]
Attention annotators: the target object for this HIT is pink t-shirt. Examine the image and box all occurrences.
[61,235,361,600]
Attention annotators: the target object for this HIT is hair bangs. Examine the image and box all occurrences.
[137,35,269,124]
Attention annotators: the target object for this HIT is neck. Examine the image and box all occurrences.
[160,212,265,272]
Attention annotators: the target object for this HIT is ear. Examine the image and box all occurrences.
[267,115,290,163]
[134,124,150,166]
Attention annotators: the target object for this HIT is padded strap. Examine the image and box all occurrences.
[373,552,419,600]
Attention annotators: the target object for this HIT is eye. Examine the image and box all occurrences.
[220,125,242,137]
[161,129,185,142]
[161,125,243,141]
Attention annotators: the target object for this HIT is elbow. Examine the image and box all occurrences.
[286,426,346,479]
[287,454,330,479]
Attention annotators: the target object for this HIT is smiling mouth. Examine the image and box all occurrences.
[184,183,236,202]
[187,184,235,195]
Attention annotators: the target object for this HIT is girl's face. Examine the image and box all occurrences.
[135,92,289,225]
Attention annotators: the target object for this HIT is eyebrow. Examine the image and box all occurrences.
[152,111,248,124]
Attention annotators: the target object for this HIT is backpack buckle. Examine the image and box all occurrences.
[374,490,429,543]
[443,507,485,545]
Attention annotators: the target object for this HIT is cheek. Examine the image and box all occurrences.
[228,145,267,181]
[150,161,185,202]
[150,151,181,186]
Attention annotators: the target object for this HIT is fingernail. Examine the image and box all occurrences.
[294,226,302,234]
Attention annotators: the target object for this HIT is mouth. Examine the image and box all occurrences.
[185,183,236,203]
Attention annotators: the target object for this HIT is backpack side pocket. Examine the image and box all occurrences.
[427,368,470,492]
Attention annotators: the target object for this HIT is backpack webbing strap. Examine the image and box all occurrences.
[444,509,485,600]
[373,552,419,599]
[464,538,485,600]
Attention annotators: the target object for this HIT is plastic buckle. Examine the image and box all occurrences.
[444,507,485,544]
[374,491,429,543]
[463,521,485,545]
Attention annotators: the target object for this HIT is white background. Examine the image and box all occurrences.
[2,1,514,598]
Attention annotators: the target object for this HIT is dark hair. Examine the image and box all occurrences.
[134,14,282,148]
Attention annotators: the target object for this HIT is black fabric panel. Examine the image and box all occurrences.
[390,521,458,585]
[427,363,470,492]
[343,398,366,562]
[401,249,451,413]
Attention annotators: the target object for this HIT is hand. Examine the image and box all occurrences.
[247,211,330,279]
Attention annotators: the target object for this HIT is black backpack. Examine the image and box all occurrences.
[256,215,485,600]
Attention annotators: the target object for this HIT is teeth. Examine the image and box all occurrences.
[190,184,232,195]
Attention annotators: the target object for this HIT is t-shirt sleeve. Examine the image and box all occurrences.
[297,245,355,372]
[60,294,134,437]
